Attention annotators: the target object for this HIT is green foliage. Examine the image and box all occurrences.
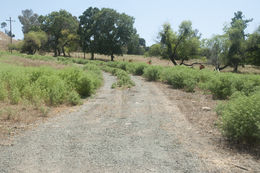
[39,10,78,56]
[95,8,136,60]
[208,74,235,99]
[131,63,149,75]
[102,65,135,88]
[0,63,102,106]
[18,9,40,34]
[143,66,163,81]
[204,35,229,69]
[147,44,162,57]
[114,69,135,87]
[218,91,260,144]
[10,87,21,104]
[21,31,48,54]
[159,21,201,64]
[79,7,100,59]
[246,26,260,65]
[0,83,8,101]
[67,90,82,105]
[161,66,198,92]
[224,11,253,72]
[126,33,145,55]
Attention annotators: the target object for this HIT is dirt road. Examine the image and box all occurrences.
[0,73,257,172]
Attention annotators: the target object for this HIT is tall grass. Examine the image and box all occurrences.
[0,63,102,106]
[1,51,259,144]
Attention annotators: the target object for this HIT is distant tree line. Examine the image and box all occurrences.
[146,11,260,72]
[12,8,146,61]
[5,9,260,69]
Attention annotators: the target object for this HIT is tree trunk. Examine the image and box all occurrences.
[83,52,86,59]
[62,47,66,57]
[217,64,229,71]
[169,55,178,65]
[91,52,94,60]
[111,54,114,61]
[54,49,58,57]
[57,49,61,56]
[233,64,238,73]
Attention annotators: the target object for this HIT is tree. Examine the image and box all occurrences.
[79,7,100,59]
[205,35,229,70]
[1,22,14,38]
[18,9,40,34]
[1,22,7,29]
[147,44,162,57]
[21,31,47,54]
[96,8,136,61]
[225,11,253,72]
[126,31,145,55]
[39,10,78,57]
[60,30,79,57]
[139,38,146,47]
[159,21,200,65]
[246,26,260,65]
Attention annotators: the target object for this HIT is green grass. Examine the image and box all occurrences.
[0,62,103,106]
[102,66,135,88]
[2,51,260,144]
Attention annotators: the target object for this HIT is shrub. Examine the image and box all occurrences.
[143,66,163,81]
[0,83,8,101]
[208,75,235,99]
[67,90,82,105]
[10,87,21,104]
[218,92,260,144]
[161,66,197,92]
[0,63,102,107]
[132,63,149,75]
[76,73,95,97]
[114,69,135,88]
[36,75,67,105]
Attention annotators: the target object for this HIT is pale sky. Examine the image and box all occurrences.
[1,0,260,46]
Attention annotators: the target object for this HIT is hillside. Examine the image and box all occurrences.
[0,31,17,50]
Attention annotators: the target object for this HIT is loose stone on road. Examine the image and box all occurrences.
[0,73,227,172]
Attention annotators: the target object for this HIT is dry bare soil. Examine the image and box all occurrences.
[0,72,259,173]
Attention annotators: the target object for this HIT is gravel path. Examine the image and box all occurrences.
[0,73,219,172]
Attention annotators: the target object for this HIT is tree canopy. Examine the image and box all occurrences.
[18,9,40,34]
[39,10,78,56]
[79,7,100,59]
[159,21,200,65]
[79,8,137,60]
[21,31,47,54]
[96,8,136,61]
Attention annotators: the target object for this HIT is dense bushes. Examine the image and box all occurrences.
[2,51,260,145]
[0,63,102,106]
[217,91,260,144]
[143,66,163,81]
[103,60,260,144]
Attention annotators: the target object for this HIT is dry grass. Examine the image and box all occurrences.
[0,31,18,51]
[0,55,66,69]
[69,52,260,74]
[0,102,82,142]
[0,55,74,141]
[156,82,260,160]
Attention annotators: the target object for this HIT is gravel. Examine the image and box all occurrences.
[0,73,218,172]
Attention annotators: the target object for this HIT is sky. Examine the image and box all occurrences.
[1,0,260,46]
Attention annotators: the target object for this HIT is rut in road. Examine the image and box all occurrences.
[0,73,216,172]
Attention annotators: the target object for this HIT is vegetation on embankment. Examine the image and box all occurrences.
[0,63,102,106]
[101,60,260,145]
[1,51,259,145]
